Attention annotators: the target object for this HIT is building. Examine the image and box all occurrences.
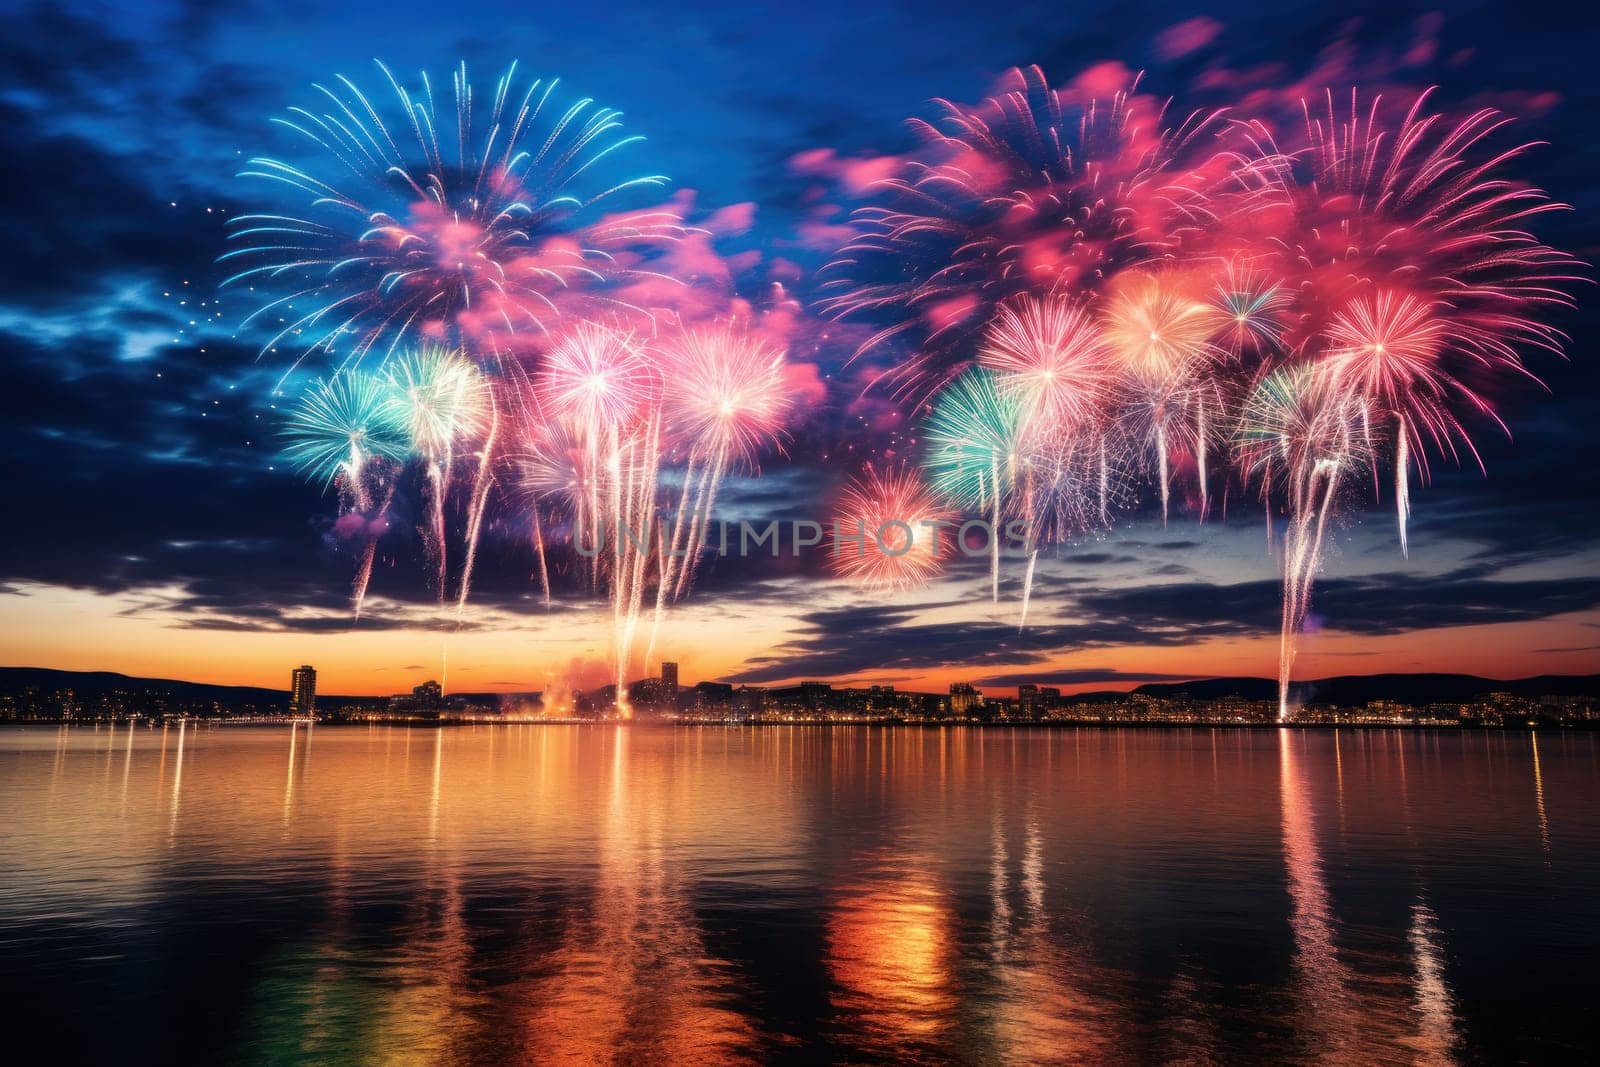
[866,684,896,714]
[290,665,316,718]
[388,679,447,718]
[950,682,980,716]
[768,682,832,714]
[1017,683,1040,716]
[691,681,734,710]
[661,661,679,708]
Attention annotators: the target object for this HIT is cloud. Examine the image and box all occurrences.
[1154,17,1223,60]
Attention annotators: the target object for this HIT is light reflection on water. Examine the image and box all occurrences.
[0,725,1595,1063]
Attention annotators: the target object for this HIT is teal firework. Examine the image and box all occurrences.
[922,368,1023,509]
[281,371,410,490]
[386,346,491,458]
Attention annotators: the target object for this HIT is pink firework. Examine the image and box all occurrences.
[647,324,796,662]
[1232,88,1580,353]
[660,325,794,469]
[979,295,1112,435]
[538,322,658,428]
[518,415,599,513]
[1231,89,1582,546]
[1101,271,1222,521]
[819,64,1226,398]
[1322,289,1479,556]
[1323,290,1459,429]
[830,465,953,593]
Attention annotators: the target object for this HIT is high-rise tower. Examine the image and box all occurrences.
[661,662,679,708]
[290,665,317,718]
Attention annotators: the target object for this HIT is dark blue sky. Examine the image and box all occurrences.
[2,0,1597,692]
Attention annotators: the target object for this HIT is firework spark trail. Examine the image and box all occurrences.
[389,347,490,601]
[1395,417,1410,558]
[516,412,596,602]
[641,326,793,665]
[531,505,552,607]
[455,395,500,616]
[642,453,700,669]
[988,462,1001,602]
[614,415,664,704]
[646,444,728,670]
[1237,367,1367,720]
[352,482,397,620]
[669,440,736,604]
[1102,272,1221,526]
[535,322,679,714]
[1011,434,1099,628]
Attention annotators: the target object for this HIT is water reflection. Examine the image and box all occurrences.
[0,726,1593,1062]
[516,728,759,1062]
[826,857,956,1052]
[1408,899,1460,1063]
[1279,730,1465,1063]
[1280,729,1359,1057]
[1531,731,1551,858]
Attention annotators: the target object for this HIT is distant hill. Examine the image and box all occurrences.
[0,667,384,709]
[1131,673,1600,707]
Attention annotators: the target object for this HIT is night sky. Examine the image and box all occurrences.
[3,0,1597,697]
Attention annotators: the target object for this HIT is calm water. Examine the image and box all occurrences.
[1,724,1596,1064]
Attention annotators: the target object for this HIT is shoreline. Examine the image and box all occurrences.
[4,718,1592,731]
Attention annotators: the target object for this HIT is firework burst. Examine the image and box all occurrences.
[1321,289,1466,557]
[1208,261,1292,359]
[819,64,1226,398]
[281,371,409,493]
[923,368,1023,601]
[386,346,491,600]
[223,60,684,373]
[282,371,410,618]
[923,368,1024,509]
[540,321,658,427]
[831,465,952,593]
[1102,271,1222,521]
[979,295,1112,434]
[661,326,793,468]
[646,324,795,665]
[1232,88,1583,548]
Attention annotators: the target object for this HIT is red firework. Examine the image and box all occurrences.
[1230,87,1581,364]
[830,465,953,592]
[818,64,1228,398]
